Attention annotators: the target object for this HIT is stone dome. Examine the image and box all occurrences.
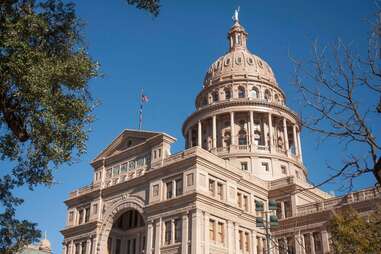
[203,21,277,87]
[39,237,51,252]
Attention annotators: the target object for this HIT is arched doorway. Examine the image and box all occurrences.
[107,209,145,254]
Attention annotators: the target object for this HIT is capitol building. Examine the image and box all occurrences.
[61,16,380,254]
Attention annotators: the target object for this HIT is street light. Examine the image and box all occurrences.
[255,199,279,254]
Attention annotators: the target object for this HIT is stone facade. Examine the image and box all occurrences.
[60,18,381,254]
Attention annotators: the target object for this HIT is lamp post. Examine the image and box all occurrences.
[255,199,279,254]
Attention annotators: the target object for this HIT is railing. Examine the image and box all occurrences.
[297,187,381,216]
[69,182,101,198]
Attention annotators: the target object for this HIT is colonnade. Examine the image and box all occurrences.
[186,111,303,161]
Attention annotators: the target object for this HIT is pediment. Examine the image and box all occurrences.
[93,129,159,162]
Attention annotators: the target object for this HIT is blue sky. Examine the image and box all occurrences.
[11,0,379,253]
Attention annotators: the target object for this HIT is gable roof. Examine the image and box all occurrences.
[92,129,176,163]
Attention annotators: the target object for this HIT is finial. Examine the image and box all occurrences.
[232,6,240,23]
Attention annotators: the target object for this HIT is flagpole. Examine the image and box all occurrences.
[139,89,143,130]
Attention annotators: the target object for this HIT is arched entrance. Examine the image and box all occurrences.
[96,196,146,254]
[107,209,145,254]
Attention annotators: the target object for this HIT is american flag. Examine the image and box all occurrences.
[139,89,149,129]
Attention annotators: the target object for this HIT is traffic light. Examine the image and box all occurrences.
[256,217,264,227]
[269,215,279,227]
[255,200,264,211]
[268,199,277,211]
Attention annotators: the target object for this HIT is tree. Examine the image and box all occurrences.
[291,9,381,190]
[328,206,381,254]
[0,0,160,253]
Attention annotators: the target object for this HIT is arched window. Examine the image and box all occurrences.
[238,86,245,98]
[249,87,259,98]
[212,91,219,102]
[264,89,272,102]
[224,88,231,100]
[274,94,280,103]
[238,130,247,145]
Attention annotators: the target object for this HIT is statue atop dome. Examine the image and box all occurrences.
[232,6,240,23]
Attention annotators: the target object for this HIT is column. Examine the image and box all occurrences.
[280,201,285,219]
[230,112,235,145]
[292,125,298,156]
[171,219,175,245]
[188,129,192,148]
[283,118,289,155]
[191,210,201,254]
[212,115,217,149]
[310,233,315,254]
[146,221,154,254]
[250,111,254,146]
[182,214,189,254]
[321,230,330,254]
[234,223,239,253]
[227,221,235,254]
[204,212,210,254]
[268,113,273,151]
[198,121,202,147]
[154,218,162,254]
[295,233,303,254]
[251,230,257,254]
[297,129,303,161]
[86,239,91,254]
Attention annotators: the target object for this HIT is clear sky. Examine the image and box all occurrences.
[11,0,378,253]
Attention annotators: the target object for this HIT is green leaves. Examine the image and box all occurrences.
[328,206,381,254]
[0,0,98,252]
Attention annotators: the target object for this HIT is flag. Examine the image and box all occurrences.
[139,89,149,129]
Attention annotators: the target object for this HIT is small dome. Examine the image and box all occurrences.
[39,237,51,252]
[203,21,277,87]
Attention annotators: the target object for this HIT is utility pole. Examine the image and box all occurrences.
[255,199,279,254]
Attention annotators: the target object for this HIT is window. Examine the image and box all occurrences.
[276,202,282,219]
[217,222,224,243]
[245,232,250,252]
[112,165,120,176]
[158,149,162,158]
[209,179,215,196]
[295,170,300,179]
[241,162,248,171]
[78,209,84,224]
[115,239,121,254]
[152,184,159,197]
[239,230,244,250]
[175,179,183,196]
[186,173,194,186]
[243,195,249,211]
[212,91,219,102]
[238,86,245,98]
[237,193,242,208]
[249,87,259,98]
[85,207,90,223]
[209,219,216,241]
[238,130,247,145]
[264,89,271,102]
[217,183,223,200]
[281,165,287,175]
[165,221,172,245]
[174,219,182,242]
[166,182,173,199]
[262,162,269,172]
[224,89,231,100]
[313,232,322,252]
[284,201,292,218]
